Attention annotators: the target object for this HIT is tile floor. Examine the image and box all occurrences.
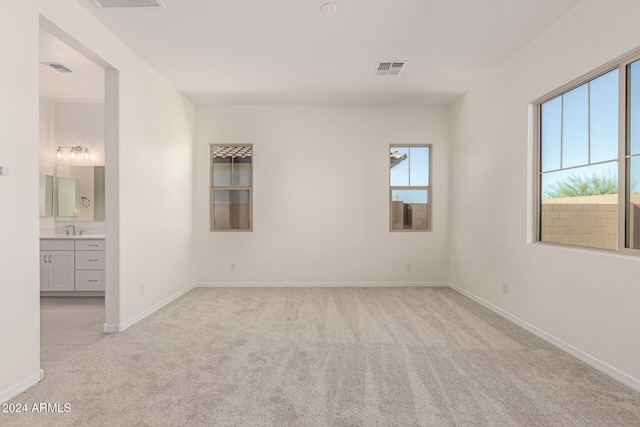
[40,297,106,371]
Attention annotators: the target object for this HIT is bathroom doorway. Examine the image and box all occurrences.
[38,19,119,373]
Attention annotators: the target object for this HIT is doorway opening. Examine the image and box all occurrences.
[38,18,119,374]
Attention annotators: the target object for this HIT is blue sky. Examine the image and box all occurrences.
[631,60,640,156]
[540,66,640,196]
[390,146,429,203]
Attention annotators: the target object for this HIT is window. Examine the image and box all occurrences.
[538,70,619,250]
[626,59,640,249]
[390,145,431,231]
[211,145,252,231]
[536,50,640,252]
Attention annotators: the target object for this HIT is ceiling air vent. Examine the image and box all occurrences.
[40,62,72,73]
[375,61,407,76]
[92,0,167,8]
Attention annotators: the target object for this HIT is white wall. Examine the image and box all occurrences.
[55,103,105,167]
[195,106,449,285]
[0,0,195,402]
[55,104,105,228]
[116,66,194,325]
[39,102,106,233]
[0,1,41,404]
[39,99,56,176]
[39,99,56,233]
[449,0,640,388]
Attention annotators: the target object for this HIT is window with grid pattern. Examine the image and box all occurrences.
[211,144,252,231]
[538,70,619,250]
[536,52,640,253]
[389,145,431,231]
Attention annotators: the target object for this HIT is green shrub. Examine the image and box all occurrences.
[544,171,617,198]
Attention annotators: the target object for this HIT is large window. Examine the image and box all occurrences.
[536,51,640,252]
[211,145,252,231]
[539,70,618,250]
[390,145,431,231]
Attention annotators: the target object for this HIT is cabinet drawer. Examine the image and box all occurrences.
[40,239,74,251]
[75,251,105,270]
[75,240,105,251]
[75,270,105,291]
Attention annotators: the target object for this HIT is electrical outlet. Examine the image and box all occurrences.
[230,262,236,271]
[405,263,412,271]
[140,283,146,295]
[502,283,509,295]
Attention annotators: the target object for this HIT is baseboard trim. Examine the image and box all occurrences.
[195,281,448,288]
[0,371,42,404]
[113,282,196,332]
[103,323,119,333]
[448,282,640,393]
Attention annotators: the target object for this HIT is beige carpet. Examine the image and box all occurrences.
[4,287,640,426]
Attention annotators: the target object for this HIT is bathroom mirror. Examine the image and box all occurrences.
[39,174,53,217]
[56,166,105,221]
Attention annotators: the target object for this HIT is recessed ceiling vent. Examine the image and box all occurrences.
[40,62,72,73]
[376,61,407,76]
[92,0,167,9]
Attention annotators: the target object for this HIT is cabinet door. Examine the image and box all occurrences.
[48,251,75,291]
[40,251,49,291]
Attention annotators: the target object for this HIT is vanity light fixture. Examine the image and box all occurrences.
[57,146,90,161]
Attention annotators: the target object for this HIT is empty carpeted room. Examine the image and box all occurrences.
[3,0,640,425]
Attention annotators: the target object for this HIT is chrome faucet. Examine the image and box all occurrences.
[65,225,76,236]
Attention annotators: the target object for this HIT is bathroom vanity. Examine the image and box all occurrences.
[39,164,107,296]
[40,236,105,296]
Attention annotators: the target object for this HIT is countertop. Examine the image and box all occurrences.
[40,234,105,240]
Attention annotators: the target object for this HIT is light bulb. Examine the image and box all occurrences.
[57,148,62,159]
[70,150,76,160]
[83,148,90,160]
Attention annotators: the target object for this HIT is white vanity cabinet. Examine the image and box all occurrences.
[40,240,75,291]
[40,238,105,294]
[74,239,105,291]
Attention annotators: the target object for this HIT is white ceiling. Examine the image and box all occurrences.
[39,28,105,103]
[76,0,580,105]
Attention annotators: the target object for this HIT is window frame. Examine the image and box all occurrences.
[389,143,433,232]
[532,48,640,255]
[210,144,253,232]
